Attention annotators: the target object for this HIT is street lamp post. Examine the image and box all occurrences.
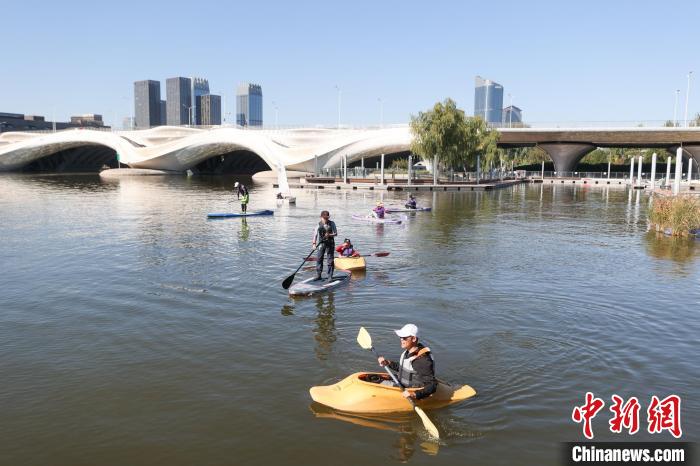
[684,71,693,128]
[673,89,680,127]
[182,104,193,126]
[508,93,513,128]
[334,85,341,129]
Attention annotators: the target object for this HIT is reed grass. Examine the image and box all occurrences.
[649,195,700,236]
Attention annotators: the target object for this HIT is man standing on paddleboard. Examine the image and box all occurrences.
[312,210,337,281]
[377,324,437,400]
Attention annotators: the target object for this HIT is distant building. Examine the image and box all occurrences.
[236,83,263,126]
[160,100,166,126]
[199,94,221,125]
[70,114,105,127]
[166,77,192,125]
[134,80,162,129]
[502,105,522,126]
[0,112,110,132]
[474,76,503,124]
[122,116,135,130]
[191,77,210,125]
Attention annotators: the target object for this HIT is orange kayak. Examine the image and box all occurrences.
[309,372,476,414]
[333,256,366,271]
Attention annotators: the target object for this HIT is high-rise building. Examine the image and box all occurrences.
[166,77,192,125]
[236,83,263,127]
[122,116,134,130]
[70,114,106,127]
[191,77,210,125]
[160,100,166,126]
[134,80,161,129]
[502,105,522,126]
[474,76,504,124]
[199,94,222,125]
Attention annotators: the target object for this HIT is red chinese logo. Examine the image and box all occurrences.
[609,395,640,434]
[572,392,605,439]
[647,395,682,438]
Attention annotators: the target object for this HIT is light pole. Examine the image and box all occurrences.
[335,85,341,129]
[673,89,680,127]
[182,104,193,126]
[684,71,693,127]
[508,93,513,128]
[272,101,279,128]
[378,97,383,128]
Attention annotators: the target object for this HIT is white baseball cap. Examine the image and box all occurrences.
[394,324,418,338]
[234,182,239,187]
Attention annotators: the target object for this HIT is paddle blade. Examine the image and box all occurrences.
[356,327,373,350]
[373,252,390,257]
[414,406,440,439]
[282,273,295,289]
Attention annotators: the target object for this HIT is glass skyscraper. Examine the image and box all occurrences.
[134,80,161,129]
[191,77,210,125]
[166,77,192,125]
[474,76,504,124]
[236,83,263,127]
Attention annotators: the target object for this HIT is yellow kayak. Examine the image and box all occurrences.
[334,256,366,271]
[309,372,476,413]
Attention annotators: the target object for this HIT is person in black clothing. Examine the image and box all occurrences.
[311,210,338,281]
[377,323,437,400]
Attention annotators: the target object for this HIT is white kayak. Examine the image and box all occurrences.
[385,206,432,213]
[351,214,406,224]
[288,271,351,296]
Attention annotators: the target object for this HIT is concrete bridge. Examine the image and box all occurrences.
[498,127,700,172]
[1,125,700,174]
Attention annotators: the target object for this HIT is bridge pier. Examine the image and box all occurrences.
[537,143,595,175]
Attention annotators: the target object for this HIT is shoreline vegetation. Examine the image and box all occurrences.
[649,195,700,236]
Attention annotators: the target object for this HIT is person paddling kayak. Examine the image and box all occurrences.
[312,210,338,281]
[377,324,437,400]
[372,201,386,219]
[405,194,417,209]
[335,238,360,257]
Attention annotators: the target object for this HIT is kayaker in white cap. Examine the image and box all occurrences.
[377,324,437,400]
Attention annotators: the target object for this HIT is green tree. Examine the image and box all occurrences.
[409,98,499,173]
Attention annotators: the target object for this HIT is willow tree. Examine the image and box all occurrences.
[410,98,500,174]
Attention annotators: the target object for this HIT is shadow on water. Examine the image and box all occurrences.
[309,403,439,462]
[643,231,699,265]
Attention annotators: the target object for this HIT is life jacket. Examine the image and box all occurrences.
[341,245,355,256]
[397,345,432,387]
[317,221,335,244]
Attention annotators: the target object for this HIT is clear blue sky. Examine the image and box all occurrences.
[2,0,699,127]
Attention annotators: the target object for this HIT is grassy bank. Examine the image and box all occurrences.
[649,195,700,236]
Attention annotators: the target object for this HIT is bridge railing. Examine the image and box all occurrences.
[524,171,700,180]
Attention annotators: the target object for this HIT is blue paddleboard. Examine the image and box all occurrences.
[207,210,274,218]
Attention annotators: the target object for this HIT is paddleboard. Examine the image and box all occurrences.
[385,206,432,213]
[207,210,274,218]
[288,271,351,296]
[351,214,406,224]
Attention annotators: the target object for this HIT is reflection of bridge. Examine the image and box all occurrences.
[1,125,700,174]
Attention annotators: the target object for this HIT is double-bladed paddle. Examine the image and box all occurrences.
[305,252,390,261]
[356,327,440,439]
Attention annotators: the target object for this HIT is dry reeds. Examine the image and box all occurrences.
[649,195,700,236]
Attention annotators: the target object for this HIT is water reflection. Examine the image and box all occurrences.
[239,218,250,241]
[309,403,439,461]
[644,231,699,265]
[313,294,337,361]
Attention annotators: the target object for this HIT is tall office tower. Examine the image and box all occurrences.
[190,77,210,125]
[166,77,192,125]
[199,94,222,125]
[160,100,166,125]
[134,80,161,129]
[502,105,522,126]
[474,76,504,124]
[236,83,263,126]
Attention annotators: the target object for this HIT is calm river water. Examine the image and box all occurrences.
[1,174,698,465]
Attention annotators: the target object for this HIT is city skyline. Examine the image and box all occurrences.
[3,1,700,128]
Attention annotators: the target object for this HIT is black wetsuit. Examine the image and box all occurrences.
[387,343,437,400]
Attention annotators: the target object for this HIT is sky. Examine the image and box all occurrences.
[2,0,700,128]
